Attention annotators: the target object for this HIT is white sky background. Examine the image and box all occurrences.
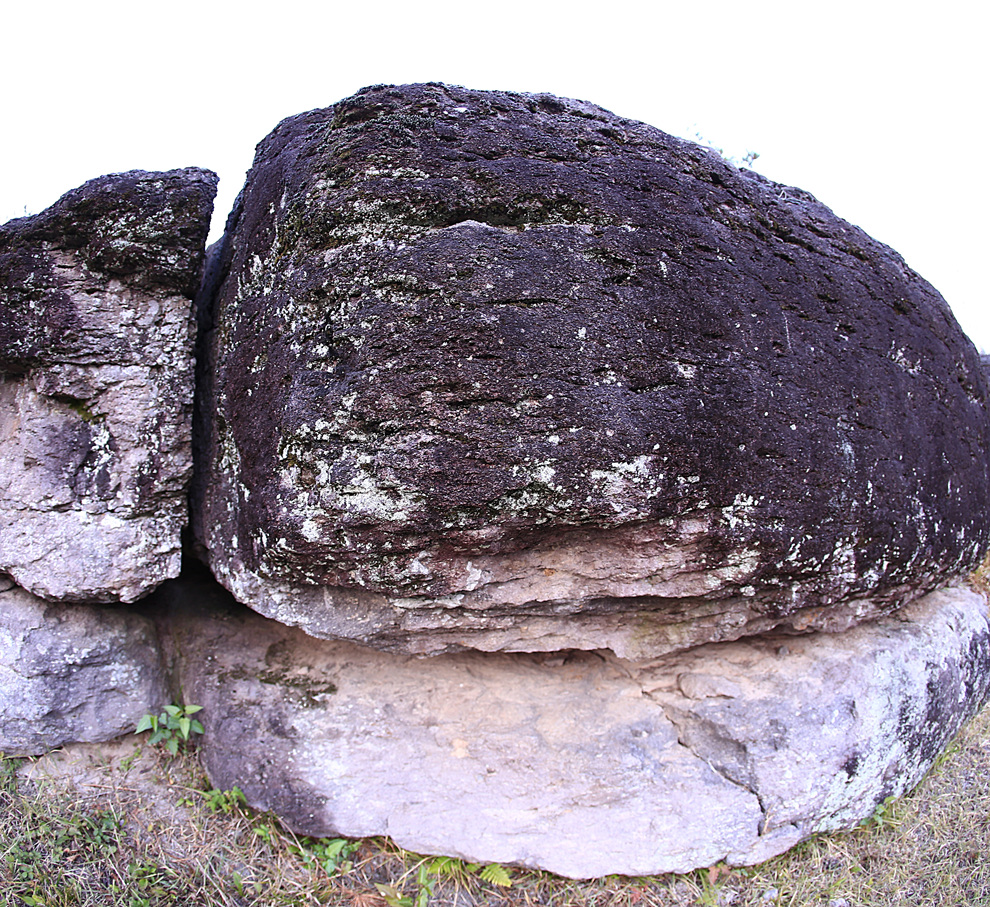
[3,1,987,350]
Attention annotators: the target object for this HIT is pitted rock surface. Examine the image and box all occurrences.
[195,83,990,654]
[160,572,990,877]
[0,169,217,602]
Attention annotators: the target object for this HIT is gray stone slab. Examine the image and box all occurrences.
[160,574,990,877]
[0,578,167,755]
[0,168,216,602]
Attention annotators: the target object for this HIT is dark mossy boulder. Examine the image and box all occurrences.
[194,83,990,655]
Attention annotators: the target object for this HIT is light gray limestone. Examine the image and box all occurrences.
[161,574,990,878]
[0,577,166,756]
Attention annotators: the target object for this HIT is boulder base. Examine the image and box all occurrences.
[0,577,166,756]
[159,571,990,878]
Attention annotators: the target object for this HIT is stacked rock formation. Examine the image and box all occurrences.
[0,169,216,749]
[2,84,990,877]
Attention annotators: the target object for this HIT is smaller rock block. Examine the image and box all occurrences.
[0,168,217,602]
[0,577,167,756]
[159,572,990,878]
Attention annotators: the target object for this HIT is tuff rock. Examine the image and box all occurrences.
[157,570,990,878]
[194,83,990,655]
[0,168,217,602]
[0,575,166,756]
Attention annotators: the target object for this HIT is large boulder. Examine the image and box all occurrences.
[0,576,166,756]
[194,83,990,655]
[0,169,217,602]
[158,570,990,877]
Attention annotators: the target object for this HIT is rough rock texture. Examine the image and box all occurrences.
[0,168,217,602]
[0,576,166,755]
[159,570,990,878]
[195,83,990,655]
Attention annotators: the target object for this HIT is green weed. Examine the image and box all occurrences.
[287,835,361,876]
[136,703,204,756]
[200,785,247,814]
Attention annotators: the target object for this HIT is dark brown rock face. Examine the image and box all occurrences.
[195,83,990,655]
[1,169,217,602]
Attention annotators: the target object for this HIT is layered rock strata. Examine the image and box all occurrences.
[0,169,217,602]
[0,576,166,756]
[157,572,990,878]
[195,83,990,654]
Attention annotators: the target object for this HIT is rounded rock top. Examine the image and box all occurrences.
[193,83,990,656]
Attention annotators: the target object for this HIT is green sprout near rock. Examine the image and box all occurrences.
[136,704,204,755]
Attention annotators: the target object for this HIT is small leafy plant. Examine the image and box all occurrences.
[376,857,513,907]
[136,704,204,755]
[201,786,247,814]
[288,835,361,876]
[478,862,513,887]
[863,795,902,830]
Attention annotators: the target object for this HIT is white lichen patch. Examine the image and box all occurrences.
[532,463,557,485]
[300,518,322,542]
[889,345,920,376]
[586,456,661,515]
[361,167,431,180]
[720,493,759,531]
[277,429,429,546]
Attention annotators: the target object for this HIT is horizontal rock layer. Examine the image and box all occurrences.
[195,83,990,653]
[0,168,217,601]
[159,571,990,878]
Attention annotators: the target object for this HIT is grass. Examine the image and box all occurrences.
[1,698,989,907]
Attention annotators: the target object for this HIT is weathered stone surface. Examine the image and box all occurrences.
[195,83,990,655]
[0,168,217,602]
[0,576,166,756]
[159,570,990,878]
